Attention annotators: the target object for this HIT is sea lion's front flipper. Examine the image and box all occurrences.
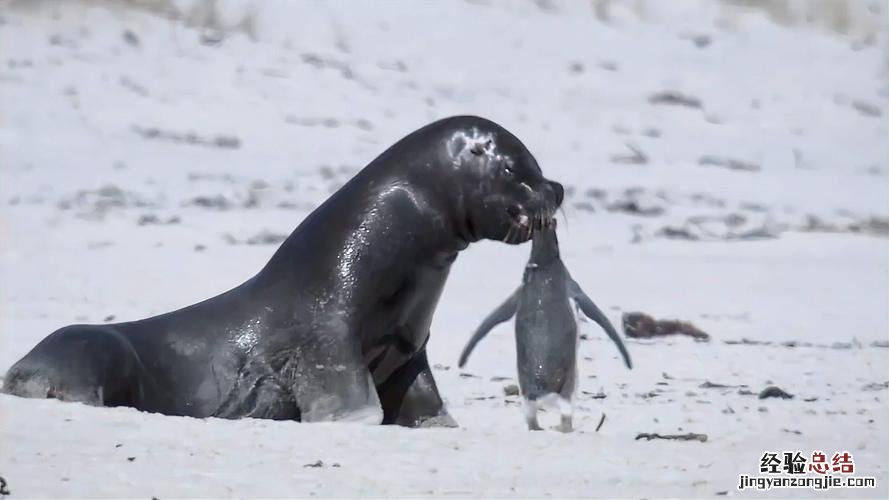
[458,288,520,368]
[569,279,633,369]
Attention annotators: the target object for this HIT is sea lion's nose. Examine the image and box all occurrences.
[548,181,564,207]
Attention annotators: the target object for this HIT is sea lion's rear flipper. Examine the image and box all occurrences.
[458,289,520,368]
[569,279,633,369]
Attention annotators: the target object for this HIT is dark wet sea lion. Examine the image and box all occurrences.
[4,115,564,427]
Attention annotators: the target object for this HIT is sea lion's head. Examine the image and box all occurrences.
[434,116,563,245]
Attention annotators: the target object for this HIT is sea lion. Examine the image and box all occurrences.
[4,115,564,427]
[457,221,631,431]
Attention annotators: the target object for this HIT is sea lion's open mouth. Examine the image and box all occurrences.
[504,206,556,243]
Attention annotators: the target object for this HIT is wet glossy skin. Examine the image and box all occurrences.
[4,115,564,427]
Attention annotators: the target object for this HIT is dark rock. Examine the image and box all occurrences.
[758,386,794,400]
[503,384,520,397]
[122,29,140,47]
[657,226,699,241]
[861,381,889,391]
[648,91,702,108]
[188,195,234,210]
[582,390,607,399]
[851,100,882,117]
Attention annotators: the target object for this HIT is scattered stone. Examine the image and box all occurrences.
[759,386,794,400]
[803,397,818,402]
[689,34,711,48]
[187,195,234,210]
[303,460,324,468]
[635,432,707,443]
[127,457,136,462]
[568,62,584,74]
[132,126,240,150]
[642,127,661,138]
[489,376,510,381]
[432,364,450,371]
[606,199,664,217]
[782,428,802,435]
[598,60,619,71]
[648,91,702,108]
[623,312,710,341]
[58,184,158,220]
[657,226,699,241]
[698,155,760,172]
[851,100,882,117]
[582,390,607,399]
[103,315,116,323]
[503,384,520,397]
[459,373,480,379]
[861,381,889,391]
[119,75,149,97]
[122,29,139,47]
[299,53,364,85]
[213,136,240,149]
[245,230,288,246]
[137,214,181,226]
[738,389,756,396]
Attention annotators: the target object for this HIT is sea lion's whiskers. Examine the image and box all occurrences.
[504,225,514,244]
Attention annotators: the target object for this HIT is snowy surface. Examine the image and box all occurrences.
[1,0,887,497]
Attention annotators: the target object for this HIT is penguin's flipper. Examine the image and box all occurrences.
[458,289,520,368]
[569,279,632,369]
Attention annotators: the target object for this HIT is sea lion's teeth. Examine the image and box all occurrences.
[517,214,529,226]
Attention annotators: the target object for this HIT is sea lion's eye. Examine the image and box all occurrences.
[503,165,514,177]
[470,140,492,156]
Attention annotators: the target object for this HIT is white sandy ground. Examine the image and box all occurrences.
[0,0,887,497]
